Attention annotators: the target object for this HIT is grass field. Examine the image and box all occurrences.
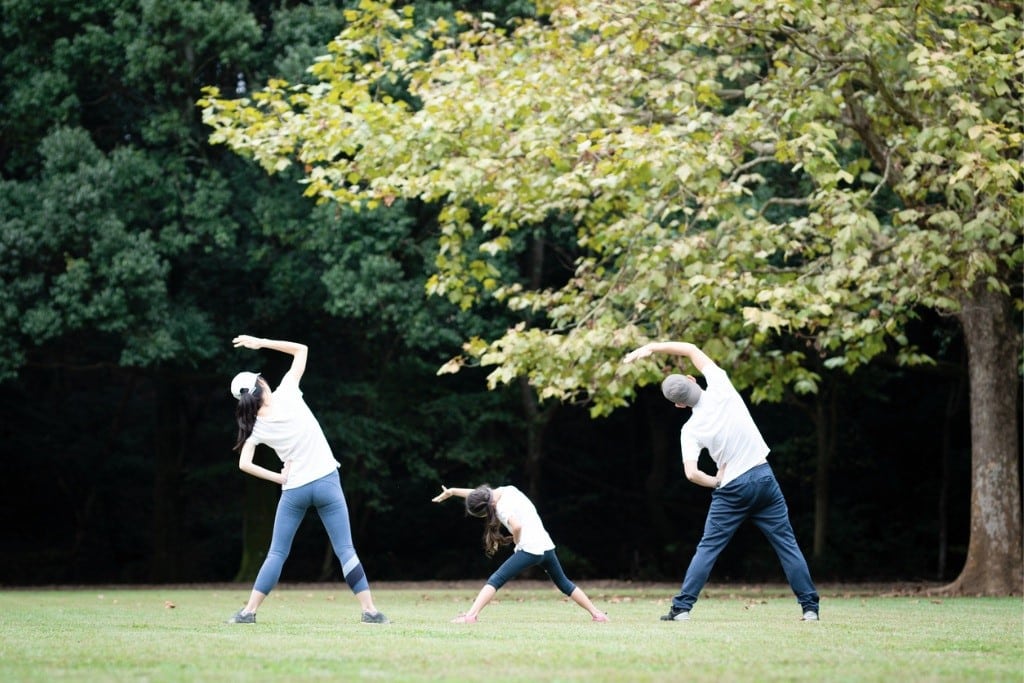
[0,582,1020,682]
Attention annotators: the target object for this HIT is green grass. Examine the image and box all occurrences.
[0,583,1020,682]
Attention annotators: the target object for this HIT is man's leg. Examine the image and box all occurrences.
[750,475,819,615]
[670,486,749,612]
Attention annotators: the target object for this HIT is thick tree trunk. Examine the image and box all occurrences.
[941,284,1022,595]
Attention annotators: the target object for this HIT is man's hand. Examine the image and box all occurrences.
[622,344,653,364]
[623,341,712,372]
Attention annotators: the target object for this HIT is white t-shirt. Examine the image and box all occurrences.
[494,486,555,555]
[679,361,769,487]
[246,379,340,490]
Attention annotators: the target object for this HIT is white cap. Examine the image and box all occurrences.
[230,371,261,399]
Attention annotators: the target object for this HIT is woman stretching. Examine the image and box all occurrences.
[432,484,608,623]
[226,335,388,625]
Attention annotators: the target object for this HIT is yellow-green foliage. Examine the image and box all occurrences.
[199,0,1023,415]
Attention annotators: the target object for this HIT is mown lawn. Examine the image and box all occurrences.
[0,583,1020,682]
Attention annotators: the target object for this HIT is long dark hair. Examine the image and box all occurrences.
[466,485,512,557]
[233,384,264,451]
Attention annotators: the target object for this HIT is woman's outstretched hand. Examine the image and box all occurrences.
[431,485,453,503]
[233,335,263,350]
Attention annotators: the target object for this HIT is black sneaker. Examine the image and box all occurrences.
[361,610,390,624]
[660,606,690,621]
[227,609,255,624]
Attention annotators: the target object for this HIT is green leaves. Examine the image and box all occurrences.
[201,0,1023,414]
[0,128,180,377]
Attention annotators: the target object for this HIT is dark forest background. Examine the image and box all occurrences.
[0,0,1007,588]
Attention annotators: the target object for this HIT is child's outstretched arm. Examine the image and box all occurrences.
[431,485,474,503]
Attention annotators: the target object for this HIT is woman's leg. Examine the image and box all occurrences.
[313,471,381,616]
[239,488,309,615]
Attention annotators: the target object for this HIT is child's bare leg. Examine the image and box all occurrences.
[570,587,607,619]
[460,584,497,620]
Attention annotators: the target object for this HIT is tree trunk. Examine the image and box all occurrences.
[937,361,966,580]
[812,388,836,561]
[941,283,1022,595]
[233,447,278,583]
[643,391,677,547]
[522,229,550,501]
[151,384,183,582]
[520,376,556,501]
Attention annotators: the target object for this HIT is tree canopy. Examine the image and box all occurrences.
[201,0,1021,410]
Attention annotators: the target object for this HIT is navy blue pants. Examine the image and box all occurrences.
[672,463,819,613]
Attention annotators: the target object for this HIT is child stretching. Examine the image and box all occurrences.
[432,484,609,624]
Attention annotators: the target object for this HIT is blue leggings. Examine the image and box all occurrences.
[253,470,369,596]
[486,549,576,596]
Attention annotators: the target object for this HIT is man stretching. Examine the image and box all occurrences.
[623,340,820,622]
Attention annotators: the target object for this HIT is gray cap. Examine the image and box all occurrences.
[661,374,702,407]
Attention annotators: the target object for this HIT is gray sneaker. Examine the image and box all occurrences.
[227,609,255,624]
[802,611,819,621]
[361,610,390,624]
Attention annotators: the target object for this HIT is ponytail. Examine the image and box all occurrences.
[465,485,512,557]
[233,385,263,451]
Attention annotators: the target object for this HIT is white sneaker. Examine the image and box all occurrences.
[802,611,819,621]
